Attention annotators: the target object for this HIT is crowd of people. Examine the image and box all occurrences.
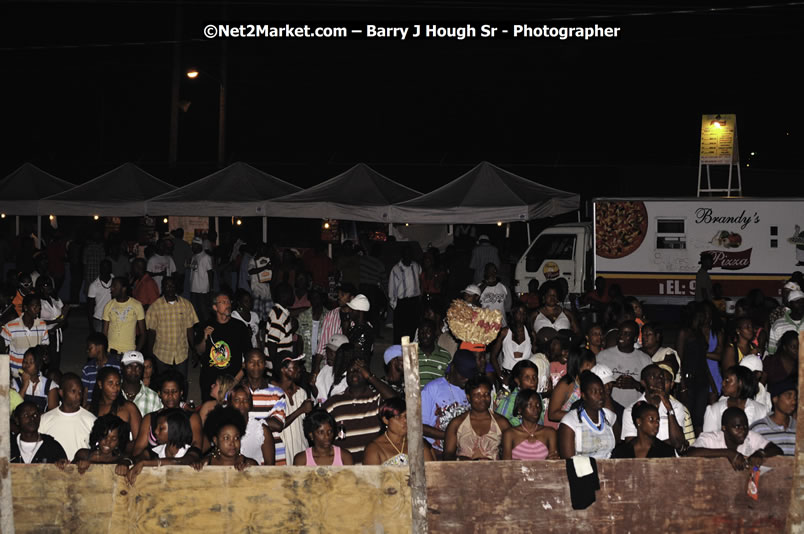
[2,224,801,487]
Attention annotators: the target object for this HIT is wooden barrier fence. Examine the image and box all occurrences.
[7,457,793,533]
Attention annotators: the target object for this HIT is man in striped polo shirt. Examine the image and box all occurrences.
[2,294,49,378]
[750,377,797,456]
[242,349,288,462]
[323,355,397,463]
[265,283,295,362]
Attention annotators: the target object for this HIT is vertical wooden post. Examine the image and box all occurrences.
[0,353,16,533]
[786,330,804,533]
[401,336,428,534]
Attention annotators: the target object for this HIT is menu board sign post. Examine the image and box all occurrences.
[697,114,742,197]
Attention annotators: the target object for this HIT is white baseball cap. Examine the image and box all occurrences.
[591,363,615,385]
[739,354,763,373]
[463,284,481,296]
[121,350,144,366]
[326,334,349,352]
[347,294,370,312]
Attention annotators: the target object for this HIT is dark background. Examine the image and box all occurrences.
[3,1,802,198]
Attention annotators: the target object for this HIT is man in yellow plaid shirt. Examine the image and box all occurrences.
[145,276,199,382]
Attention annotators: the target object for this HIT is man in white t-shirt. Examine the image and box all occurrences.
[688,407,782,471]
[189,237,214,323]
[86,259,113,333]
[620,364,686,448]
[38,373,96,461]
[596,321,652,407]
[478,263,510,327]
[146,239,177,295]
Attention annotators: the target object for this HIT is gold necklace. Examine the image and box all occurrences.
[385,432,406,456]
[520,422,540,439]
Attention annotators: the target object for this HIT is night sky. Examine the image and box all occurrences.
[3,1,803,198]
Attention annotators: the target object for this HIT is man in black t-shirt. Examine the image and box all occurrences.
[194,290,252,402]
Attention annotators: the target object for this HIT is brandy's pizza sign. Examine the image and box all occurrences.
[694,207,759,230]
[702,249,752,270]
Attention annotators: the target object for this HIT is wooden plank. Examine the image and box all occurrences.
[426,458,792,534]
[1,353,15,534]
[11,465,411,534]
[401,336,428,534]
[787,330,804,534]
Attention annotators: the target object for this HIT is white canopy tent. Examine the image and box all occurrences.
[263,163,421,222]
[389,161,579,224]
[39,163,175,217]
[146,162,301,216]
[147,162,302,242]
[0,163,73,215]
[0,163,74,239]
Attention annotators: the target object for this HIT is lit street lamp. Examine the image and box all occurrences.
[186,67,227,169]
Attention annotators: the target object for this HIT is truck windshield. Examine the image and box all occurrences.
[526,234,576,271]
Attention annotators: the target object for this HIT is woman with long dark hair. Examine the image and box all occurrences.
[722,317,761,371]
[89,367,141,450]
[547,348,596,425]
[676,302,718,433]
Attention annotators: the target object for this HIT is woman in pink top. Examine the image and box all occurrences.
[502,390,559,460]
[293,409,353,466]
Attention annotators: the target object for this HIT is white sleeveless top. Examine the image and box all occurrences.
[500,328,533,371]
[533,310,571,332]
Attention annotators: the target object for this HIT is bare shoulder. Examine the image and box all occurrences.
[292,451,307,466]
[493,413,511,428]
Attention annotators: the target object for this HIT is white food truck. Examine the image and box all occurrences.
[514,198,804,304]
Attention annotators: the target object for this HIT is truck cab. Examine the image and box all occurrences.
[514,222,592,296]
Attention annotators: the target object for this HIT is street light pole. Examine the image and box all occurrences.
[217,40,227,169]
[187,65,226,169]
[168,1,183,167]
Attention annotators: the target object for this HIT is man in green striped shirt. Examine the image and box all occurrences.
[418,319,453,388]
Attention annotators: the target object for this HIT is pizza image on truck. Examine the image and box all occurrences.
[514,198,803,304]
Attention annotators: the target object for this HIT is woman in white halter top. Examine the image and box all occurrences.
[532,282,580,335]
